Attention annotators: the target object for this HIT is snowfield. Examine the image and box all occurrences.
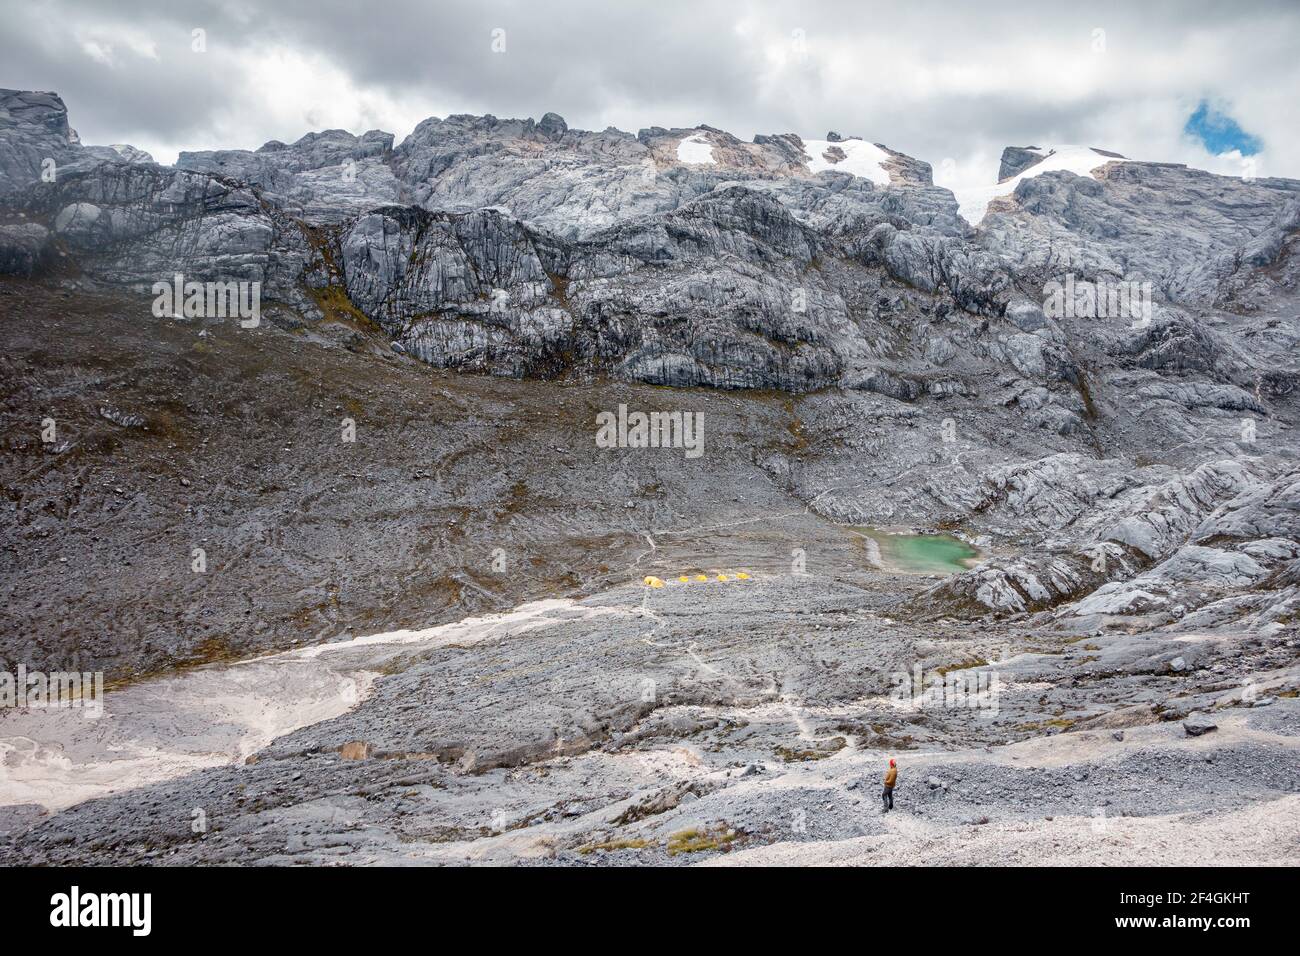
[676,133,716,166]
[955,144,1130,224]
[801,137,891,186]
[0,600,628,811]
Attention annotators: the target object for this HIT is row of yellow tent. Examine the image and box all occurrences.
[643,572,751,588]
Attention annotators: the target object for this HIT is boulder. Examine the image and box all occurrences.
[1182,716,1217,737]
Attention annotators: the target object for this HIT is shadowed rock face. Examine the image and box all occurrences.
[0,90,82,194]
[997,146,1044,182]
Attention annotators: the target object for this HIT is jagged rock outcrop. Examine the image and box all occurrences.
[26,160,273,285]
[977,161,1300,305]
[82,143,154,165]
[917,457,1300,619]
[178,128,401,222]
[997,146,1045,182]
[2,88,1299,400]
[0,89,81,193]
[0,90,153,196]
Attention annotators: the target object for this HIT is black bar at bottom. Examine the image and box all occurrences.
[0,865,1282,941]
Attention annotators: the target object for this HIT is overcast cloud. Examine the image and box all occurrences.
[2,0,1297,197]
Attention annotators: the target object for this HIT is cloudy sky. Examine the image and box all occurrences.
[3,0,1296,196]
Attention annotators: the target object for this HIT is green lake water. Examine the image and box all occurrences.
[855,528,980,575]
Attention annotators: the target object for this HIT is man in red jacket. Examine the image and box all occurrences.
[882,758,898,812]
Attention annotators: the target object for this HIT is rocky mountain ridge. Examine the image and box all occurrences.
[4,88,1297,398]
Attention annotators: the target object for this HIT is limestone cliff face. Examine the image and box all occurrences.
[2,89,1298,404]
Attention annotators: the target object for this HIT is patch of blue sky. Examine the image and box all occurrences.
[1184,101,1262,156]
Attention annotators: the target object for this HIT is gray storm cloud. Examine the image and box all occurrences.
[2,0,1297,191]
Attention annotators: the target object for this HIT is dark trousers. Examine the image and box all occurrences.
[882,786,894,811]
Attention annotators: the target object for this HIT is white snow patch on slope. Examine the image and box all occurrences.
[802,138,891,186]
[676,133,717,166]
[0,599,633,810]
[955,145,1130,225]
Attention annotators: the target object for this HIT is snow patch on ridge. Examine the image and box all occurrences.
[956,145,1130,225]
[676,133,716,166]
[801,138,891,186]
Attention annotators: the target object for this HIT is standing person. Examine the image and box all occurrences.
[882,758,897,812]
